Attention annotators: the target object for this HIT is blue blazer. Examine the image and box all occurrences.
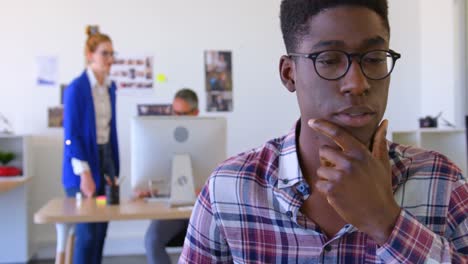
[62,70,120,190]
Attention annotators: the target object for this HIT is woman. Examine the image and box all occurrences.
[62,26,119,264]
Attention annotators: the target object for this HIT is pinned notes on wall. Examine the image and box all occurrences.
[110,54,154,90]
[36,56,58,86]
[156,73,168,84]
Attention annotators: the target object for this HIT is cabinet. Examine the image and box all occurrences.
[0,135,32,263]
[392,129,467,174]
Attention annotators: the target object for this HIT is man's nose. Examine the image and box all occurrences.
[339,60,370,96]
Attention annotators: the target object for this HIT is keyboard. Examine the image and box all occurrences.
[144,197,169,203]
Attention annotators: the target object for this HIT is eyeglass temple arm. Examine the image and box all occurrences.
[288,53,311,59]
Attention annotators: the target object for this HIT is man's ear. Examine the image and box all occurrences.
[279,55,296,93]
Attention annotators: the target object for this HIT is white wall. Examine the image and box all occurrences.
[420,0,466,127]
[461,1,468,118]
[386,0,421,132]
[454,0,467,126]
[0,0,464,259]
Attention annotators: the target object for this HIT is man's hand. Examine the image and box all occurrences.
[80,171,96,198]
[309,119,400,245]
[135,189,151,199]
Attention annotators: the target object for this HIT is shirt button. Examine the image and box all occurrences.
[282,179,289,184]
[286,211,293,218]
[324,244,332,252]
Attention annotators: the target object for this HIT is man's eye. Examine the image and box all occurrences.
[316,58,341,66]
[364,57,386,64]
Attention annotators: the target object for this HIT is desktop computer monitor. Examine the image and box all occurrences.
[131,116,227,205]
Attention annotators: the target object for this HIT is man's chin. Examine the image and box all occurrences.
[324,120,376,148]
[345,126,376,149]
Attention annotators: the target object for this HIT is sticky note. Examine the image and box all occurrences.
[96,196,106,205]
[156,73,168,83]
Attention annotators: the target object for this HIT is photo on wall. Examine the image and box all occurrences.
[110,55,154,90]
[204,50,233,112]
[60,83,67,105]
[48,106,63,128]
[137,104,172,116]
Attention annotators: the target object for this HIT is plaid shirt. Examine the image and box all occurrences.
[180,125,468,263]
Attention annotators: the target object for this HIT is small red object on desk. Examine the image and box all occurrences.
[0,166,22,177]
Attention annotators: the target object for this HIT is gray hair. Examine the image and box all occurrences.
[174,88,199,111]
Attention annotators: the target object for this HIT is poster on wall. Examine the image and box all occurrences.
[110,55,154,90]
[36,56,58,86]
[48,106,63,128]
[204,50,233,112]
[137,104,172,116]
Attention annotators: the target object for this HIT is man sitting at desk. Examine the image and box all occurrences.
[141,88,199,264]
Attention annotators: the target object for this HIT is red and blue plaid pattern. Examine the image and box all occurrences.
[180,125,468,263]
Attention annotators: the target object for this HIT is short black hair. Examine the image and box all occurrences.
[174,88,199,110]
[280,0,390,53]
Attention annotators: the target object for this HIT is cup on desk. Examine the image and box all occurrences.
[105,184,119,205]
[148,178,170,198]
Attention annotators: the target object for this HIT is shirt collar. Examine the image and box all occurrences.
[277,121,303,189]
[86,67,111,89]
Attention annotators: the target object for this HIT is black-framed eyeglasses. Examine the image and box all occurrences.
[288,49,401,81]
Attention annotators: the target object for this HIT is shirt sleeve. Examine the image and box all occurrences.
[377,180,468,263]
[71,158,90,176]
[179,181,233,263]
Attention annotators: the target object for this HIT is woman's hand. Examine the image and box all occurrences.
[80,171,96,198]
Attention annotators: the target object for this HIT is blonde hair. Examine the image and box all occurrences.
[85,25,112,54]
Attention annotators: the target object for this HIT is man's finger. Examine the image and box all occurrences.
[308,119,365,156]
[315,179,333,196]
[320,157,335,167]
[371,119,389,163]
[319,145,350,170]
[317,166,343,182]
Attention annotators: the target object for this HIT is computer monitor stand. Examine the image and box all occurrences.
[169,153,196,207]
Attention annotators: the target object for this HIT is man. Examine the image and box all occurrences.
[144,88,199,264]
[171,89,200,116]
[180,1,468,263]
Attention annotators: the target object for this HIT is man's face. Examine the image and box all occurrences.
[281,6,391,145]
[172,97,199,116]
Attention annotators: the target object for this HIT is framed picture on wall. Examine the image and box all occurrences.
[48,106,63,128]
[204,50,233,112]
[137,104,172,116]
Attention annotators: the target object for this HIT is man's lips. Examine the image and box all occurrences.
[333,106,376,127]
